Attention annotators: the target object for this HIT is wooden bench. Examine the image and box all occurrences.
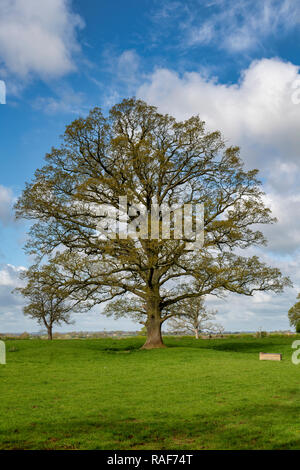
[259,352,282,361]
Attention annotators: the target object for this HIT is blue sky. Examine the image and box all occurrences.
[1,0,300,332]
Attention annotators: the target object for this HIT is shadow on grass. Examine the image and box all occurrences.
[77,338,145,353]
[24,336,293,356]
[83,339,290,356]
[101,345,138,353]
[164,336,293,355]
[203,341,283,353]
[1,402,300,450]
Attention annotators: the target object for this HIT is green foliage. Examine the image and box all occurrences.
[14,264,89,338]
[15,98,291,347]
[288,294,300,331]
[19,332,30,340]
[166,296,222,337]
[139,326,147,336]
[256,330,267,338]
[296,322,300,334]
[1,336,300,450]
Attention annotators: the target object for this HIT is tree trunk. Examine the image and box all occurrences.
[141,295,165,349]
[195,329,199,339]
[47,326,53,340]
[141,316,165,349]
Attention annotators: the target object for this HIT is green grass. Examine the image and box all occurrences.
[1,335,300,450]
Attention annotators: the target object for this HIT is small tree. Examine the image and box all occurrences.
[14,264,88,340]
[166,297,221,339]
[139,325,147,336]
[288,294,300,332]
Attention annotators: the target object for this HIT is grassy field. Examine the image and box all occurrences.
[1,335,300,450]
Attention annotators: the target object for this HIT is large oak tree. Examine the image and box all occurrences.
[15,98,290,348]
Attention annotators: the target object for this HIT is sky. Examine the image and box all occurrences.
[0,0,300,333]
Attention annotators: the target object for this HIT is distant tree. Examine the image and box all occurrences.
[212,324,225,336]
[15,98,291,348]
[256,328,267,338]
[139,325,147,336]
[166,297,221,339]
[19,332,30,339]
[14,264,88,340]
[288,294,300,332]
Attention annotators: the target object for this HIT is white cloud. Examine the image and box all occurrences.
[116,50,140,84]
[138,57,300,186]
[0,263,26,288]
[94,49,144,109]
[186,0,300,53]
[0,0,84,80]
[262,192,300,254]
[0,264,28,333]
[138,58,300,156]
[0,185,15,226]
[205,249,300,332]
[33,86,89,115]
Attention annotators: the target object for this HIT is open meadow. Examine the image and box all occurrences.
[1,335,300,450]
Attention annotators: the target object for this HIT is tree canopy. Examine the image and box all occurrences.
[15,98,291,348]
[14,264,88,339]
[166,297,222,339]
